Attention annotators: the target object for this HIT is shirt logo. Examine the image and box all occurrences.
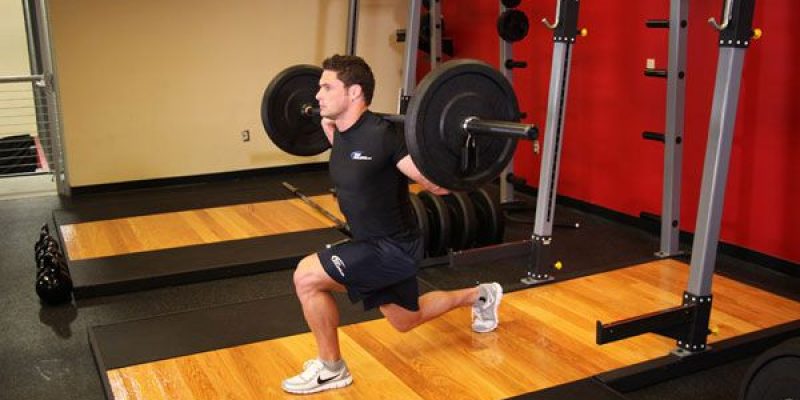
[350,151,372,161]
[331,255,347,277]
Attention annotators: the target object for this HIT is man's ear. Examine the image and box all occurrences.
[348,84,363,102]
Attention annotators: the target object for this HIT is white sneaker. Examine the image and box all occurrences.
[281,359,353,394]
[472,282,503,333]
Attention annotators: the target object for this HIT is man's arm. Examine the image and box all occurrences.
[396,155,449,195]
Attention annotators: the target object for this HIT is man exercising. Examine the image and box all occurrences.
[282,54,503,394]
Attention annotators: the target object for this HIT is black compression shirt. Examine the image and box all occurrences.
[329,111,418,241]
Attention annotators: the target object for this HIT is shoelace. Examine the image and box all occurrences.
[299,360,325,381]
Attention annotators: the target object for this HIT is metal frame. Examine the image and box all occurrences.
[656,0,689,257]
[399,0,423,113]
[498,1,516,204]
[345,0,359,56]
[521,0,580,285]
[20,0,69,196]
[428,0,442,70]
[596,0,757,355]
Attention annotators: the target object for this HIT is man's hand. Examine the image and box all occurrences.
[321,117,336,144]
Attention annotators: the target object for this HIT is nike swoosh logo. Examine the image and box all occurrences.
[317,373,339,384]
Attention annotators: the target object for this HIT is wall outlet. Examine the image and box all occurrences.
[646,58,656,69]
[241,130,250,142]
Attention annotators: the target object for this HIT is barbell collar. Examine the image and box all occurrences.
[462,116,538,141]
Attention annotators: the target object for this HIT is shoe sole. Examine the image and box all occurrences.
[473,282,503,333]
[283,375,353,394]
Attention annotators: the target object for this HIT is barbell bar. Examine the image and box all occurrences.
[261,59,538,191]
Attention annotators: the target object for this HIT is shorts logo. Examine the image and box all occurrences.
[331,255,347,277]
[350,151,372,161]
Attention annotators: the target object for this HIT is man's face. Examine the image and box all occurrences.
[316,70,350,119]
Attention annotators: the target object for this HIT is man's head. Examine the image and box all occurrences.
[316,55,375,119]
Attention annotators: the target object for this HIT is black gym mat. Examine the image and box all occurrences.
[418,200,661,293]
[507,378,628,400]
[68,228,348,298]
[54,168,333,225]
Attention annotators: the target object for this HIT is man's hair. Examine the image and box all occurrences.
[321,54,375,105]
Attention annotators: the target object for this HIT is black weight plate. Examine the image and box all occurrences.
[261,65,330,156]
[469,188,504,246]
[418,191,451,257]
[406,60,520,191]
[497,9,530,43]
[409,192,430,256]
[442,192,477,250]
[740,338,800,400]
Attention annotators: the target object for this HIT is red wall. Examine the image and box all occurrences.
[435,0,799,263]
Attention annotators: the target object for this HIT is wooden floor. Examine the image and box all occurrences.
[106,259,800,400]
[59,195,344,260]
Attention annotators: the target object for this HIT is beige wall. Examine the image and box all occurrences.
[49,0,408,187]
[0,0,36,137]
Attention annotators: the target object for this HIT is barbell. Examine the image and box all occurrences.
[261,59,538,191]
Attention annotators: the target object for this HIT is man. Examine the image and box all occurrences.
[282,54,503,394]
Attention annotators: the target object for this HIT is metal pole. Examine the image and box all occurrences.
[533,42,573,238]
[345,0,359,56]
[428,0,442,69]
[33,0,70,196]
[687,47,745,296]
[499,1,515,203]
[400,0,422,113]
[657,0,689,257]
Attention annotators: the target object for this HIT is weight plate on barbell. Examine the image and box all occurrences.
[261,65,330,156]
[418,190,451,257]
[469,188,505,246]
[409,192,431,256]
[406,60,520,191]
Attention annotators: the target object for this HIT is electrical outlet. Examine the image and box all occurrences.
[646,58,656,69]
[241,130,250,142]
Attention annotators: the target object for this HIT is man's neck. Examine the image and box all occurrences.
[335,104,369,133]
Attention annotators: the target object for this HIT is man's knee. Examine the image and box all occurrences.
[293,255,323,295]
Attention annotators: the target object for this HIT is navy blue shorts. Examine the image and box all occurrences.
[318,236,423,311]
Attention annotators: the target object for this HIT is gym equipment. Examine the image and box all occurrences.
[739,337,800,400]
[441,192,478,251]
[261,65,328,157]
[409,192,430,254]
[497,9,530,43]
[597,0,761,355]
[282,182,351,235]
[417,190,451,257]
[34,227,73,305]
[497,0,530,206]
[34,224,49,252]
[263,59,537,191]
[642,0,689,259]
[519,0,583,285]
[501,0,522,8]
[468,188,504,246]
[36,254,73,305]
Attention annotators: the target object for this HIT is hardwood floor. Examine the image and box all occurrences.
[106,259,800,399]
[60,195,343,260]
